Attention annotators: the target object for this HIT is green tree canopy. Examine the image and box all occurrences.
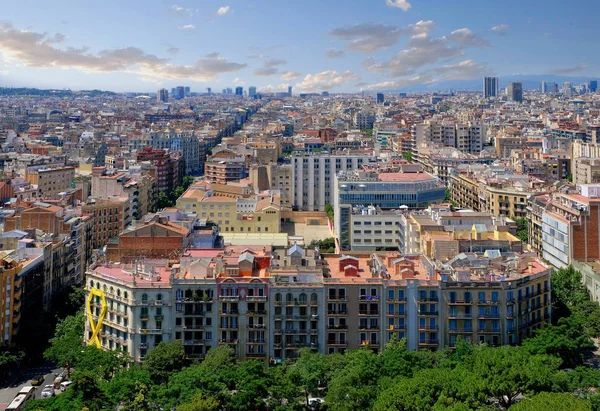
[143,341,186,386]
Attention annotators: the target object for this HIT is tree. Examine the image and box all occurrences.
[71,370,109,411]
[515,217,529,243]
[143,341,186,386]
[75,345,130,380]
[44,312,84,376]
[552,266,590,318]
[155,191,173,210]
[402,151,413,162]
[324,203,334,222]
[176,393,219,411]
[509,392,591,411]
[465,345,561,408]
[325,348,381,411]
[290,348,329,407]
[523,315,594,367]
[124,382,150,411]
[103,366,152,407]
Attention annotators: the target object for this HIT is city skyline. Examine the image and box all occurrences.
[0,0,597,93]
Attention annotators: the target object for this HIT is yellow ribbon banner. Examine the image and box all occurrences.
[87,288,107,348]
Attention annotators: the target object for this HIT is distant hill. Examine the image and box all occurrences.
[0,87,117,97]
[370,75,598,93]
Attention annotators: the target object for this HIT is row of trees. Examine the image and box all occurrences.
[25,266,600,411]
[154,175,196,210]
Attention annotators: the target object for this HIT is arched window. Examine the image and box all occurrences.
[96,282,100,289]
[124,291,128,299]
[311,293,318,303]
[275,293,281,302]
[299,293,307,303]
[157,293,162,302]
[141,293,148,303]
[103,285,107,292]
[90,280,94,288]
[286,293,293,303]
[176,289,183,300]
[117,289,121,297]
[110,287,114,295]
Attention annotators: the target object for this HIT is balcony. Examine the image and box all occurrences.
[448,300,472,305]
[419,339,439,346]
[419,297,439,302]
[327,296,347,302]
[274,301,283,306]
[418,325,438,331]
[327,310,347,316]
[248,324,266,330]
[477,313,501,319]
[246,296,267,302]
[183,339,205,345]
[274,328,283,335]
[448,328,473,334]
[359,326,380,331]
[387,311,406,317]
[219,310,239,315]
[182,325,204,331]
[358,310,379,316]
[219,295,239,302]
[284,329,309,334]
[477,300,500,306]
[246,339,266,344]
[327,325,348,331]
[247,310,267,316]
[327,340,347,346]
[359,295,380,302]
[418,311,439,316]
[386,297,407,303]
[448,313,472,319]
[218,339,238,344]
[219,325,239,330]
[478,328,501,334]
[139,343,148,349]
[139,328,163,334]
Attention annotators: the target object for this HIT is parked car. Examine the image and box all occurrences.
[41,384,55,398]
[60,381,72,392]
[53,376,63,390]
[30,375,44,386]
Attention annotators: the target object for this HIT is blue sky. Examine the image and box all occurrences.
[0,0,595,92]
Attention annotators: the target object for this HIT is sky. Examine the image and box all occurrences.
[0,0,596,93]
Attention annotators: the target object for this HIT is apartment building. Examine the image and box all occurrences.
[85,245,551,362]
[415,147,495,186]
[333,169,446,251]
[542,184,600,268]
[82,197,131,250]
[24,166,75,198]
[136,147,182,194]
[413,120,485,155]
[91,167,156,220]
[527,194,552,254]
[291,151,378,211]
[176,187,281,234]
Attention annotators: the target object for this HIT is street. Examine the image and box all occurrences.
[0,365,64,409]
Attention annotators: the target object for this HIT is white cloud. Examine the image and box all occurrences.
[233,77,245,86]
[491,24,509,34]
[180,24,196,30]
[385,0,411,11]
[258,84,290,93]
[170,4,196,16]
[447,28,488,47]
[165,45,180,55]
[0,23,247,82]
[325,49,345,59]
[367,75,434,90]
[430,59,487,80]
[281,71,301,81]
[217,6,230,16]
[328,20,434,53]
[295,70,360,92]
[263,58,287,68]
[363,33,463,77]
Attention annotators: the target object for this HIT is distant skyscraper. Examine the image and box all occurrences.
[248,86,257,98]
[507,82,523,103]
[235,86,243,96]
[590,81,598,93]
[157,88,169,103]
[174,86,185,100]
[322,91,329,97]
[541,81,557,94]
[206,87,211,95]
[226,87,233,95]
[483,77,499,98]
[184,86,191,97]
[222,89,227,95]
[288,86,293,97]
[376,93,384,104]
[563,82,573,98]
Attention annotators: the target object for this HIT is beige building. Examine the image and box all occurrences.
[177,187,281,234]
[25,166,75,198]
